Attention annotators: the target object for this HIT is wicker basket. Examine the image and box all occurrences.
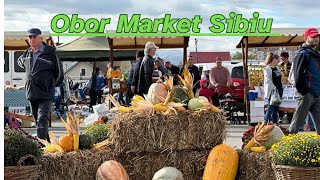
[273,164,320,180]
[4,154,42,180]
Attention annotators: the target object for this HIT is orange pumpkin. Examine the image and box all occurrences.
[203,144,239,180]
[94,120,105,124]
[96,160,129,180]
[59,134,74,152]
[147,81,168,104]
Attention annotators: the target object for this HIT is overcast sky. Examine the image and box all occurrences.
[4,0,320,63]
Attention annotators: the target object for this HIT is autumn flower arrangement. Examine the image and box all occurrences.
[271,133,320,167]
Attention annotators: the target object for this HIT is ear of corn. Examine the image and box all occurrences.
[118,106,133,113]
[39,132,65,153]
[251,146,266,153]
[244,138,256,150]
[210,105,220,112]
[153,104,169,112]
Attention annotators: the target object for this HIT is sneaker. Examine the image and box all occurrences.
[310,128,316,131]
[278,120,282,124]
[305,124,310,131]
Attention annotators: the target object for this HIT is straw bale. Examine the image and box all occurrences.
[110,110,226,154]
[236,149,275,180]
[40,147,114,180]
[117,149,210,180]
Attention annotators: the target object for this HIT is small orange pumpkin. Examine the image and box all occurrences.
[59,134,74,152]
[96,160,129,180]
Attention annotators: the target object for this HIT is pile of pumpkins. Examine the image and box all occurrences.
[95,144,239,180]
[117,78,220,113]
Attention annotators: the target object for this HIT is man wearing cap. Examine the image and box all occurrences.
[22,28,64,140]
[289,27,320,134]
[138,42,158,94]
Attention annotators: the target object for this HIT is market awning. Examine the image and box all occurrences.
[4,31,53,50]
[236,28,320,48]
[56,36,136,60]
[105,33,189,62]
[106,35,189,49]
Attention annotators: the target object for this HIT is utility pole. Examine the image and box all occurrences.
[195,38,198,63]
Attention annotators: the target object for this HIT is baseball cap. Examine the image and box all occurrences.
[304,28,319,37]
[27,28,41,36]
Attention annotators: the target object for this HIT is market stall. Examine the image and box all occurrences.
[105,34,190,95]
[236,27,320,123]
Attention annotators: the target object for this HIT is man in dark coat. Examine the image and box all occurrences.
[22,28,64,140]
[180,56,201,94]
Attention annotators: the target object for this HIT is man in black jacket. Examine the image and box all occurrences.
[165,61,180,85]
[180,56,201,94]
[289,28,320,134]
[138,42,158,94]
[127,50,144,99]
[22,28,64,140]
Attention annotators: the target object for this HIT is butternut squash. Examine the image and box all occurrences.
[203,144,239,180]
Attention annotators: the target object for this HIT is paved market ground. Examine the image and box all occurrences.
[23,120,298,149]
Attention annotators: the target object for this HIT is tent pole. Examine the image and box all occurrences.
[244,36,250,124]
[183,36,188,68]
[108,37,114,95]
[241,39,247,124]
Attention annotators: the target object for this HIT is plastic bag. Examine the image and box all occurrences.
[270,89,282,106]
[84,114,99,126]
[92,103,108,117]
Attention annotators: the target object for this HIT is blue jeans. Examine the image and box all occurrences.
[265,88,283,124]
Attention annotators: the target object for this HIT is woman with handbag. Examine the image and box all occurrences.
[264,53,283,124]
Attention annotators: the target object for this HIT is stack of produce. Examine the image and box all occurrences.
[236,122,288,180]
[40,113,113,180]
[108,68,227,179]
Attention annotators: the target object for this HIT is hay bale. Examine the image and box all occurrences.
[237,149,276,180]
[40,147,115,180]
[110,110,226,154]
[117,149,210,180]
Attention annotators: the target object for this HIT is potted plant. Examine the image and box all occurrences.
[4,128,43,180]
[271,133,320,179]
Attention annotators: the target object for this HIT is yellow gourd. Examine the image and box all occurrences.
[59,134,74,152]
[251,146,266,153]
[203,144,239,180]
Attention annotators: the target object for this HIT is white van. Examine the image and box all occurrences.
[4,50,27,86]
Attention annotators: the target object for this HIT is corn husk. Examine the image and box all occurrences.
[245,123,274,149]
[60,112,80,151]
[178,66,194,99]
[38,131,65,153]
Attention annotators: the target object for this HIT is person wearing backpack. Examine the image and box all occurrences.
[289,28,320,134]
